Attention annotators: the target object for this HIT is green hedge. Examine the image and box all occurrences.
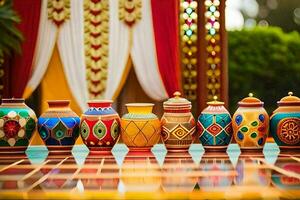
[228,27,300,114]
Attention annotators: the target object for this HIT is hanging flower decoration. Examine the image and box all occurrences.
[180,0,198,101]
[47,0,70,26]
[204,0,221,100]
[119,0,142,27]
[84,0,109,99]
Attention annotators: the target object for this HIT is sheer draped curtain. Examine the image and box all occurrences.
[57,0,88,111]
[130,0,168,101]
[23,0,57,99]
[24,0,88,111]
[105,0,130,100]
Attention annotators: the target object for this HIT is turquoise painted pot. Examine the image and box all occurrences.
[270,92,300,149]
[198,96,232,151]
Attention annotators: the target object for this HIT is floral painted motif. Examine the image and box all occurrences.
[270,92,300,148]
[277,118,300,145]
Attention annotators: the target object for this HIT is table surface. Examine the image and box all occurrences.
[0,143,299,199]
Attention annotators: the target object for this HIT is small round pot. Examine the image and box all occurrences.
[0,98,37,153]
[38,100,80,153]
[80,100,120,153]
[198,96,232,151]
[270,92,300,150]
[232,93,269,151]
[121,103,161,152]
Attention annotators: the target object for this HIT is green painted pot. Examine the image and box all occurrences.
[0,99,37,153]
[270,92,300,150]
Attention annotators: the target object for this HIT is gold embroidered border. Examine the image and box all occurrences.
[119,0,141,27]
[47,0,70,26]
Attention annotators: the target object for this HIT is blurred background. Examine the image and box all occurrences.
[0,0,299,117]
[226,0,300,113]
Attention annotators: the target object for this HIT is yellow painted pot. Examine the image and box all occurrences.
[121,103,161,150]
[232,93,269,151]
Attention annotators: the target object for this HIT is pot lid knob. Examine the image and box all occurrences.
[173,91,181,99]
[207,95,224,105]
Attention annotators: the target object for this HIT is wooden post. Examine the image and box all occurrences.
[197,0,228,113]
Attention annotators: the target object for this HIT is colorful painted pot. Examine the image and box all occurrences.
[38,100,80,152]
[0,98,36,153]
[232,93,269,151]
[270,92,300,150]
[121,103,161,151]
[161,92,196,152]
[198,96,232,151]
[80,100,120,153]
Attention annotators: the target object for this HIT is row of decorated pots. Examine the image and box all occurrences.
[199,92,300,151]
[0,91,299,153]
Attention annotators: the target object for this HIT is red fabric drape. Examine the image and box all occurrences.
[11,0,41,97]
[151,0,182,97]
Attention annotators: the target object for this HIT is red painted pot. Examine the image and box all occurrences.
[80,100,120,153]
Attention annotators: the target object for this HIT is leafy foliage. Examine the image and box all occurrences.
[0,0,23,58]
[228,27,300,113]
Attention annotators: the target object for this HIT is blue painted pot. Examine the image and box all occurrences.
[38,100,80,152]
[270,92,300,150]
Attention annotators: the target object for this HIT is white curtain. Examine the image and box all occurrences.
[24,0,57,98]
[130,0,168,101]
[57,0,88,111]
[26,0,168,105]
[105,0,130,100]
[105,0,168,101]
